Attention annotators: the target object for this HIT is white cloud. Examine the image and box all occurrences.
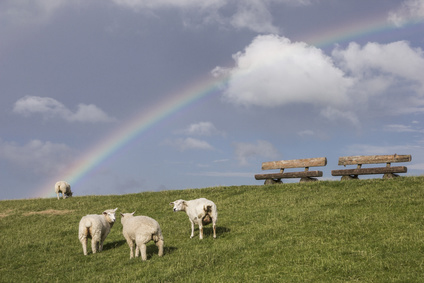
[0,139,75,175]
[332,41,424,92]
[13,96,116,123]
[384,124,424,133]
[221,35,354,108]
[219,37,424,126]
[320,107,360,128]
[69,104,116,123]
[388,0,424,27]
[111,0,224,9]
[110,0,311,33]
[181,122,222,136]
[233,140,280,166]
[297,129,315,137]
[172,137,214,151]
[230,1,279,34]
[1,0,312,34]
[331,41,424,117]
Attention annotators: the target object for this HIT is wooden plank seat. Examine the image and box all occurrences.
[255,157,327,184]
[331,154,411,180]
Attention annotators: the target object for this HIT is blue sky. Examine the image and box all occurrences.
[1,0,423,200]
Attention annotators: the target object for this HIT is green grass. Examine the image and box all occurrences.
[1,176,424,282]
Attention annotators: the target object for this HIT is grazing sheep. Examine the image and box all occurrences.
[78,208,118,255]
[120,212,164,260]
[170,198,217,239]
[55,181,72,200]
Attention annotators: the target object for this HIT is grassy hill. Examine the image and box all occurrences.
[1,176,424,282]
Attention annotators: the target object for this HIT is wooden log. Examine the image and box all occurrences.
[331,166,407,176]
[262,157,327,170]
[255,170,323,180]
[338,154,411,166]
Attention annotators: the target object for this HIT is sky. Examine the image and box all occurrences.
[1,0,424,200]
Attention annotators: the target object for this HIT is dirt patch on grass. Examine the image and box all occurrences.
[23,209,74,216]
[0,209,14,219]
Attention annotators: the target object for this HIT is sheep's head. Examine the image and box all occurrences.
[170,200,186,212]
[103,208,118,223]
[64,191,73,198]
[120,211,135,224]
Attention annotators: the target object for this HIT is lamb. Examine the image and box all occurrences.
[120,212,164,260]
[78,208,118,255]
[55,181,73,200]
[170,198,217,239]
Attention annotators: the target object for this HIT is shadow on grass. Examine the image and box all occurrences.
[197,226,231,238]
[146,245,178,259]
[103,239,126,251]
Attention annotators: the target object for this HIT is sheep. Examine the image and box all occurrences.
[120,212,164,260]
[78,208,118,255]
[55,181,72,200]
[170,198,217,239]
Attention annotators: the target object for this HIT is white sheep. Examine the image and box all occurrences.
[170,198,217,239]
[78,208,118,255]
[120,212,164,260]
[55,181,73,200]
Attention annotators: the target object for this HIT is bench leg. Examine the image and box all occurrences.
[299,177,318,183]
[264,178,282,185]
[341,175,359,181]
[383,173,399,179]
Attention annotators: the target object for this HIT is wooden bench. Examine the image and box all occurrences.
[255,157,327,184]
[331,154,411,180]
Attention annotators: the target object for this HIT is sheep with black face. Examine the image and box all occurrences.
[170,198,217,239]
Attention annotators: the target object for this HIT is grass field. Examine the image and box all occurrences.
[1,176,424,282]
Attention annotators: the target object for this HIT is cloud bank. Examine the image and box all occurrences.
[388,0,424,27]
[13,96,116,123]
[217,35,424,125]
[0,139,75,175]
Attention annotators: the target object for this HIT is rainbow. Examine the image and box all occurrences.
[304,13,422,48]
[36,13,422,198]
[37,74,227,198]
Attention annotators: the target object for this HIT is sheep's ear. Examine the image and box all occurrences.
[169,202,174,206]
[103,211,107,216]
[113,208,118,212]
[131,211,136,215]
[120,213,124,217]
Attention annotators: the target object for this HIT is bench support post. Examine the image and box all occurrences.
[341,175,359,181]
[264,178,282,185]
[383,173,399,179]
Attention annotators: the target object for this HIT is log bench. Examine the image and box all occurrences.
[255,157,327,184]
[331,154,411,180]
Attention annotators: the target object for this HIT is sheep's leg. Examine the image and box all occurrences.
[136,236,149,260]
[91,238,98,254]
[126,239,135,258]
[190,220,195,239]
[99,232,109,253]
[56,193,60,200]
[135,243,140,258]
[199,222,203,239]
[156,239,164,257]
[213,221,217,239]
[140,244,147,261]
[80,237,88,255]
